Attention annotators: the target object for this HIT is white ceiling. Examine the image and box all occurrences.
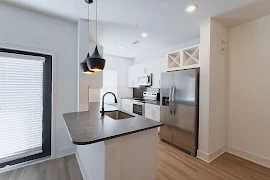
[215,0,270,28]
[1,0,260,58]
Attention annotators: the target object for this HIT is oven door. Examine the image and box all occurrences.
[133,102,145,116]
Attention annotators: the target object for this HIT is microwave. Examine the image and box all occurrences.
[137,74,152,86]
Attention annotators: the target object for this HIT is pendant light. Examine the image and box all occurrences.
[80,53,93,74]
[86,0,105,72]
[80,0,94,74]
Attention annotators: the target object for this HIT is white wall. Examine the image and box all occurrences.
[198,19,211,156]
[209,19,227,154]
[227,15,270,167]
[0,3,78,158]
[197,19,227,162]
[103,54,134,99]
[134,38,200,64]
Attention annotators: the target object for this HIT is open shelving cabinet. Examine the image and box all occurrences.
[167,50,181,71]
[166,44,200,71]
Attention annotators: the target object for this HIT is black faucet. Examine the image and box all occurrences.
[101,92,118,116]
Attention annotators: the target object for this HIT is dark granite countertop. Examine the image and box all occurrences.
[63,103,164,145]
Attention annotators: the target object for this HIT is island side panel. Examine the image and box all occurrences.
[76,141,105,180]
[104,128,158,180]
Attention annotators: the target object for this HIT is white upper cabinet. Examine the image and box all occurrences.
[128,59,161,88]
[167,44,200,72]
[144,61,153,74]
[128,65,139,88]
[182,45,200,69]
[151,59,162,87]
[136,62,152,75]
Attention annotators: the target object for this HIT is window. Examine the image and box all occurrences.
[0,49,52,168]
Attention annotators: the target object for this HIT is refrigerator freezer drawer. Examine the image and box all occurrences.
[160,125,173,143]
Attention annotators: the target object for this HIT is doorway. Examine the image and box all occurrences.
[0,48,52,168]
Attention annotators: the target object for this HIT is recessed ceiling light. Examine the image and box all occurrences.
[119,46,124,49]
[186,4,197,13]
[141,32,148,38]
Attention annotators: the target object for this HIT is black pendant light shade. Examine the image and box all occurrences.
[86,46,105,71]
[85,0,93,3]
[81,0,105,73]
[80,53,94,74]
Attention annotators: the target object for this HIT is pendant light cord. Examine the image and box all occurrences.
[96,0,98,45]
[88,2,90,53]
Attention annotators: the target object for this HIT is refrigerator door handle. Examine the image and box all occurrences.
[169,86,173,114]
[172,85,176,115]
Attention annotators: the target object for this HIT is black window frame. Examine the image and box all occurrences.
[0,48,52,168]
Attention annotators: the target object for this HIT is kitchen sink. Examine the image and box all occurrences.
[104,111,134,120]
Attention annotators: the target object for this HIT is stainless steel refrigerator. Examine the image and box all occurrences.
[160,69,199,156]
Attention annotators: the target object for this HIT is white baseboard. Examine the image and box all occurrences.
[197,150,209,163]
[0,147,75,174]
[197,145,270,168]
[75,152,90,180]
[226,146,270,168]
[197,146,226,163]
[0,156,51,174]
[56,147,75,159]
[209,146,226,162]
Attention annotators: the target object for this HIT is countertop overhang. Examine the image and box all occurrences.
[63,103,164,145]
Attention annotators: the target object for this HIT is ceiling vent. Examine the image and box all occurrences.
[132,40,141,45]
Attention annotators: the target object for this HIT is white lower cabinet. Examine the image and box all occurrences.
[152,106,160,122]
[121,99,133,113]
[145,104,160,132]
[145,104,153,119]
[145,104,160,122]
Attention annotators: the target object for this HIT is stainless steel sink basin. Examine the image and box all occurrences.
[104,111,134,120]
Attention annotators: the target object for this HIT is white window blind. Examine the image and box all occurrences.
[0,52,45,164]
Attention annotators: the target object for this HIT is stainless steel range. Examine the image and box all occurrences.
[132,92,159,116]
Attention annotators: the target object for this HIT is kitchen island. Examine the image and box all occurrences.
[63,103,163,180]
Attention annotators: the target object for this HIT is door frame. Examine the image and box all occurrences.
[0,42,58,161]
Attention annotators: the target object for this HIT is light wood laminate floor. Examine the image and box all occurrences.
[0,155,83,180]
[1,140,270,180]
[157,140,270,180]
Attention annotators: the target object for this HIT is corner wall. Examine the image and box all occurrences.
[209,19,227,155]
[197,19,227,162]
[226,15,270,168]
[198,19,211,156]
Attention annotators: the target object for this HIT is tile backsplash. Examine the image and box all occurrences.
[133,87,145,98]
[146,87,160,93]
[133,87,160,98]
